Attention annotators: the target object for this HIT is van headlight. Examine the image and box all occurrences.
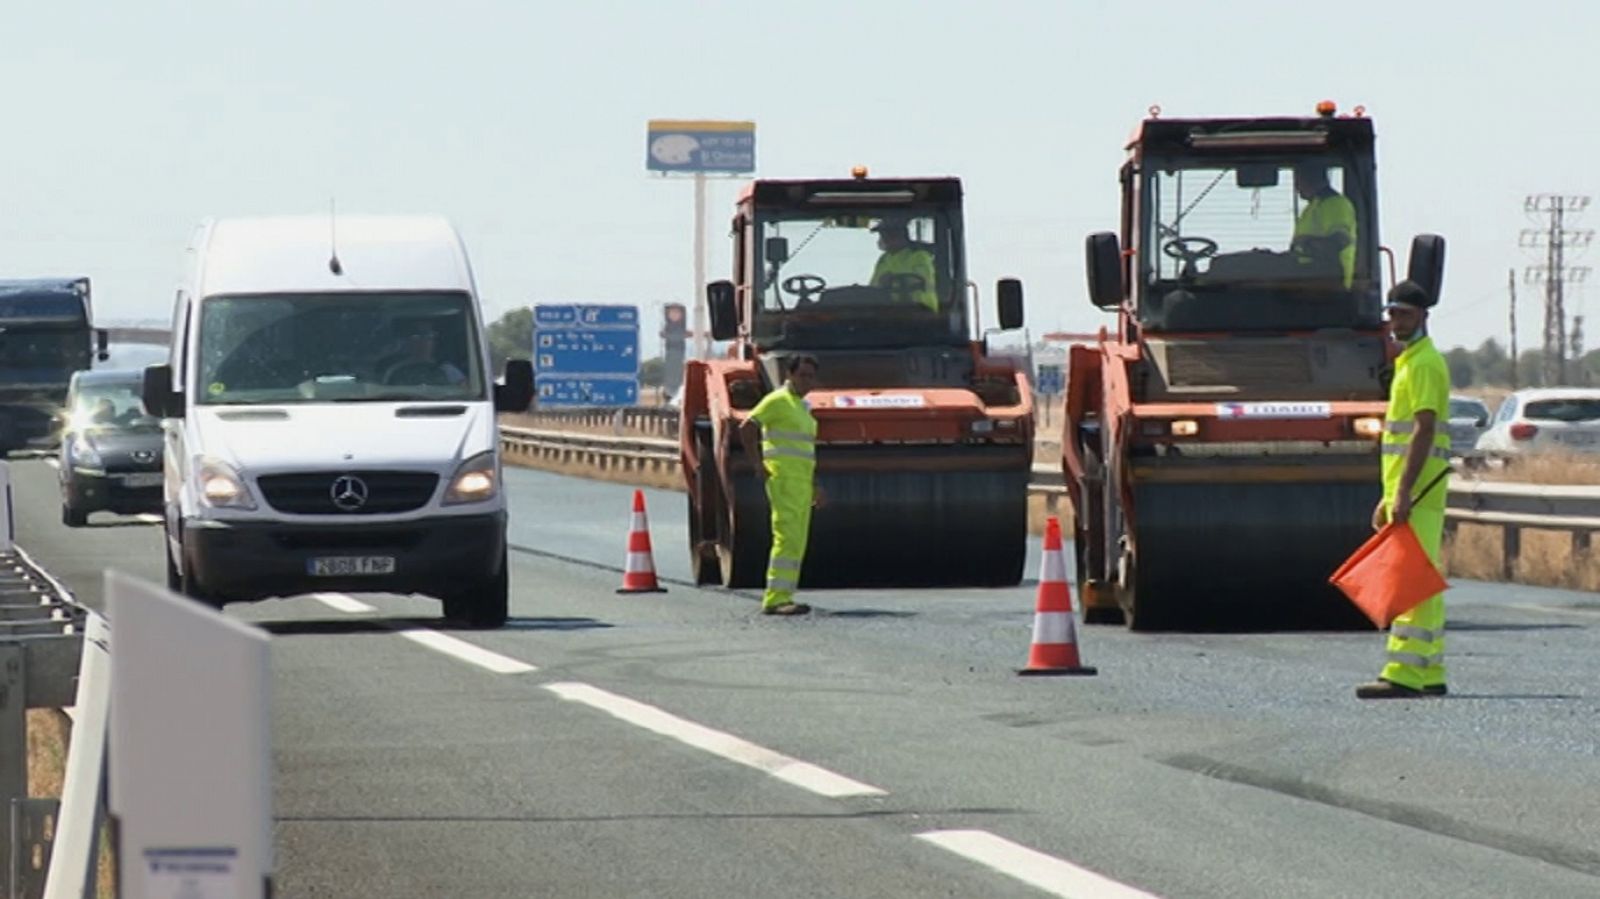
[196,458,256,509]
[444,451,498,504]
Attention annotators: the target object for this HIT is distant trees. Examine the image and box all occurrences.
[1442,338,1599,389]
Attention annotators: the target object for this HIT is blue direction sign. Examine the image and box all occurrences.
[646,120,756,174]
[1036,364,1065,395]
[535,376,639,408]
[535,329,639,376]
[531,303,641,408]
[533,304,640,329]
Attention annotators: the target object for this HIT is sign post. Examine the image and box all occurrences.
[532,304,641,408]
[646,119,756,360]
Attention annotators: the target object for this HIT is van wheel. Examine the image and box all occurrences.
[165,540,183,592]
[445,551,509,629]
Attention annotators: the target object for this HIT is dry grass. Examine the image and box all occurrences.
[1471,452,1600,486]
[26,711,115,898]
[1444,522,1600,592]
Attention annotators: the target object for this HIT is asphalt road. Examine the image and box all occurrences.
[12,458,1600,898]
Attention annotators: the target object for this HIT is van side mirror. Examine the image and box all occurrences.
[1407,234,1446,305]
[996,279,1024,330]
[95,328,110,362]
[707,280,738,342]
[495,359,534,412]
[1086,232,1123,309]
[142,364,182,420]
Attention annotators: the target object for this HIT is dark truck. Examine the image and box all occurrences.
[0,278,109,455]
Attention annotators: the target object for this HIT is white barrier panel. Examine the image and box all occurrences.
[0,461,12,552]
[107,571,272,898]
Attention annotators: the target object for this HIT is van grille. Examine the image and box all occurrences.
[256,471,439,515]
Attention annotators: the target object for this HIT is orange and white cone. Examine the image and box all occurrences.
[1019,516,1096,676]
[617,489,667,594]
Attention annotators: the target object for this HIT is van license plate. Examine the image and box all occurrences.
[121,473,163,488]
[308,556,395,576]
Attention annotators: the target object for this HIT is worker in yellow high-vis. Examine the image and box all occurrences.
[1358,280,1451,699]
[1291,162,1358,288]
[869,218,939,312]
[739,354,824,616]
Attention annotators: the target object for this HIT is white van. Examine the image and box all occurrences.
[141,214,533,627]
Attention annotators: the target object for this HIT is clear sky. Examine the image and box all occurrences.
[2,1,1595,356]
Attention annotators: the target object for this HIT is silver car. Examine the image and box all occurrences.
[1445,395,1491,459]
[1475,388,1600,460]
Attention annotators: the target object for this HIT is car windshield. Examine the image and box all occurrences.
[1449,399,1487,420]
[196,292,485,405]
[70,381,161,432]
[752,209,967,349]
[1524,398,1600,423]
[1140,153,1379,333]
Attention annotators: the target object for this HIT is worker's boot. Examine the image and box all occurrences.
[1356,679,1446,699]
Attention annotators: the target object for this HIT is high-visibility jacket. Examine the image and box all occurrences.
[870,248,938,312]
[1381,335,1451,512]
[749,384,817,477]
[1293,192,1358,287]
[748,383,818,609]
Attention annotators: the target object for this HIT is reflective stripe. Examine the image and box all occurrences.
[767,446,815,461]
[1386,420,1415,435]
[1391,624,1444,643]
[1380,443,1451,461]
[766,575,798,593]
[765,429,814,444]
[770,557,802,573]
[1387,650,1444,669]
[1031,611,1076,645]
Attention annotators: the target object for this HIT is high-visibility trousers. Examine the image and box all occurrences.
[762,464,813,610]
[1378,503,1447,689]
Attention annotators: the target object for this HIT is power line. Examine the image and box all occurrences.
[1522,193,1593,385]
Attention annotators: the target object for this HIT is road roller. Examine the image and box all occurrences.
[680,169,1034,588]
[1063,102,1447,630]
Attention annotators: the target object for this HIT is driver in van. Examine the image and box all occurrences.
[869,218,939,312]
[1290,162,1358,287]
[383,320,467,386]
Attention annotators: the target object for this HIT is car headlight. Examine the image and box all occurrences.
[444,451,498,504]
[196,457,256,509]
[1353,417,1384,438]
[69,435,105,471]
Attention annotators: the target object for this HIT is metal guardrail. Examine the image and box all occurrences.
[1446,481,1600,580]
[1,545,107,899]
[499,420,1600,583]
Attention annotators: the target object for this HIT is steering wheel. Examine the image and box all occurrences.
[1161,236,1219,264]
[383,360,450,386]
[782,274,828,305]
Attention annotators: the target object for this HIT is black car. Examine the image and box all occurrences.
[58,369,164,526]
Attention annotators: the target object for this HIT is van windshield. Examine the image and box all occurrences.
[195,292,485,405]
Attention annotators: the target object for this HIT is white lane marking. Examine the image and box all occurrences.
[916,830,1162,899]
[134,513,163,524]
[544,681,885,798]
[311,592,535,674]
[312,593,377,614]
[395,629,538,675]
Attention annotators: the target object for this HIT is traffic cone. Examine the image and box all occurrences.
[617,490,667,594]
[1019,516,1096,676]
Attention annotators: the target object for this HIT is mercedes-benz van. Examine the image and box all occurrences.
[142,214,532,627]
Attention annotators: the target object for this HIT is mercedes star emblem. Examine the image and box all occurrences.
[329,475,369,511]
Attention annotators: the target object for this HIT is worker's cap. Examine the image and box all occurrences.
[1384,279,1434,312]
[870,216,909,234]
